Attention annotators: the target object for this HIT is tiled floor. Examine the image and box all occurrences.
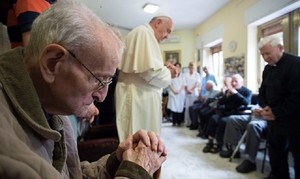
[159,122,270,179]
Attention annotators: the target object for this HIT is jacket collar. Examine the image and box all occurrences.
[0,47,61,141]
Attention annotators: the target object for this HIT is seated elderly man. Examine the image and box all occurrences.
[220,109,267,174]
[189,80,220,130]
[203,74,252,153]
[0,1,166,178]
[196,76,232,139]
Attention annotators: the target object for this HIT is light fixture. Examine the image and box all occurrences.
[143,3,159,14]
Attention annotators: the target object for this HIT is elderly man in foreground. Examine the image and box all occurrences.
[0,1,167,178]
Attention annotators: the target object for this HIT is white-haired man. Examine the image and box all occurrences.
[0,1,167,178]
[258,35,300,179]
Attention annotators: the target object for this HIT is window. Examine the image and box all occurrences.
[201,43,223,87]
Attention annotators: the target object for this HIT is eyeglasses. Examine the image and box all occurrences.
[67,49,113,91]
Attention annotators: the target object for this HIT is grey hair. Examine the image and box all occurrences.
[206,80,217,90]
[232,73,244,83]
[258,35,283,49]
[26,0,123,59]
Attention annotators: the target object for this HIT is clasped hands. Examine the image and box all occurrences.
[252,106,275,120]
[77,105,167,175]
[226,87,238,97]
[116,129,167,176]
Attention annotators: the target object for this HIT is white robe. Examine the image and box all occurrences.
[115,24,171,142]
[183,71,201,126]
[167,73,186,113]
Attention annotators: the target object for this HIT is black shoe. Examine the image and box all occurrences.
[203,143,213,153]
[209,144,221,153]
[196,131,204,137]
[200,134,208,139]
[203,143,221,154]
[189,125,198,130]
[219,149,240,158]
[219,149,233,158]
[196,132,206,138]
[236,159,256,173]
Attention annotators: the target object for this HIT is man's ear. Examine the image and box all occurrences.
[155,18,162,27]
[40,44,68,83]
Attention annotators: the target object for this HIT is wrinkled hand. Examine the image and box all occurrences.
[116,129,167,162]
[122,140,167,176]
[252,108,262,117]
[261,106,275,120]
[226,87,237,96]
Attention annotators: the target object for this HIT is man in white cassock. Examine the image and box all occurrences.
[115,13,177,142]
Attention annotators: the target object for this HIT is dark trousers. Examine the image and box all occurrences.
[189,102,203,128]
[216,116,232,145]
[172,111,183,125]
[268,129,300,179]
[207,113,232,145]
[198,106,215,134]
[207,114,221,140]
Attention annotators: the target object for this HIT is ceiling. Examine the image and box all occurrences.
[82,0,231,31]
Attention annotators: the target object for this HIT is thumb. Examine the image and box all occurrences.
[117,134,133,161]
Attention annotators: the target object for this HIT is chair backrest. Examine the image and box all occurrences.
[77,138,119,162]
[251,94,259,105]
[238,94,259,114]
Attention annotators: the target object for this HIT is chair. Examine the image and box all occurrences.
[77,123,119,162]
[77,137,119,162]
[261,140,268,173]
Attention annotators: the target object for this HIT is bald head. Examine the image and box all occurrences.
[205,80,217,92]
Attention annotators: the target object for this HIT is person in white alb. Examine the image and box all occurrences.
[167,62,186,126]
[115,13,177,142]
[184,62,201,127]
